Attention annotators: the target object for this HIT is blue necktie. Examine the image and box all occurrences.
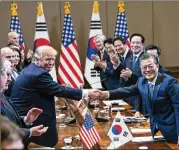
[132,56,137,70]
[149,83,154,99]
[121,56,125,64]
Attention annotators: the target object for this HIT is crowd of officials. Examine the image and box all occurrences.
[1,31,179,148]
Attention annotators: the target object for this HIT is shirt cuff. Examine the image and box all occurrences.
[82,89,88,99]
[29,129,32,138]
[24,116,33,126]
[106,91,110,99]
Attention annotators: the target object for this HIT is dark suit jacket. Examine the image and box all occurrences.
[11,63,82,147]
[4,76,15,97]
[109,73,179,143]
[159,65,172,76]
[1,93,30,144]
[94,50,110,89]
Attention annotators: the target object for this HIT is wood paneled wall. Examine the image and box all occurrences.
[0,1,179,70]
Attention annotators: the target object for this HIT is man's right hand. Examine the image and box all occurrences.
[91,54,100,63]
[31,125,48,136]
[110,54,120,68]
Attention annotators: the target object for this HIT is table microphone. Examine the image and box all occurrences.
[65,110,76,124]
[95,109,109,122]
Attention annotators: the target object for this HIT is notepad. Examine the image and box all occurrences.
[132,135,165,143]
[130,128,151,134]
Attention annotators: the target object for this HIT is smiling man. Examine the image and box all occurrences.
[11,45,99,147]
[99,53,179,146]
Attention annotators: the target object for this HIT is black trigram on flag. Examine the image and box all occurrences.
[36,22,47,32]
[123,131,128,137]
[90,69,100,77]
[90,20,102,30]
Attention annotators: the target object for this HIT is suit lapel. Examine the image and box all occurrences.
[152,73,163,101]
[2,94,22,126]
[142,80,153,111]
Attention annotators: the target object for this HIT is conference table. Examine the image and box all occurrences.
[28,99,178,149]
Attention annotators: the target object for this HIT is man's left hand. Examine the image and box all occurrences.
[26,108,43,123]
[177,136,179,147]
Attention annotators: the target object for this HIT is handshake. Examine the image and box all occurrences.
[87,90,109,101]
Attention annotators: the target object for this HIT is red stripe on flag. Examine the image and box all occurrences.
[58,63,77,88]
[80,129,91,149]
[61,51,83,83]
[66,43,82,71]
[126,40,130,48]
[80,127,93,149]
[72,42,78,53]
[57,73,65,85]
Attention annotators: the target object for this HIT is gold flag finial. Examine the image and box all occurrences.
[11,1,18,16]
[37,2,43,16]
[93,1,99,13]
[118,1,125,13]
[64,2,70,15]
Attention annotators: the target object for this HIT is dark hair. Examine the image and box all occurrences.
[130,33,145,44]
[144,44,161,56]
[8,45,22,72]
[113,36,125,45]
[139,53,159,65]
[103,38,113,46]
[1,115,24,146]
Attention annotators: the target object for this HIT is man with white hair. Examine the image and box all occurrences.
[8,31,19,46]
[0,59,48,147]
[91,34,110,89]
[1,47,18,96]
[11,45,99,147]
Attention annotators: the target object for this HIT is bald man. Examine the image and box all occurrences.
[8,31,19,46]
[11,46,98,147]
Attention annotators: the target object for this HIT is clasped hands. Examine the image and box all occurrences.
[88,90,109,101]
[91,54,107,69]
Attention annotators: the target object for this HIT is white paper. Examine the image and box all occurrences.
[29,147,55,149]
[111,107,125,111]
[122,116,146,120]
[103,100,128,106]
[130,128,151,134]
[132,135,165,143]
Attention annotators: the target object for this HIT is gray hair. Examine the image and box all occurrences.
[32,46,58,63]
[139,53,159,65]
[0,59,11,76]
[94,34,106,42]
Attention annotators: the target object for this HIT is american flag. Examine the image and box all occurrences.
[58,7,84,88]
[10,9,25,53]
[79,113,101,149]
[114,1,130,48]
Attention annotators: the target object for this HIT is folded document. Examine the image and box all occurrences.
[132,135,165,143]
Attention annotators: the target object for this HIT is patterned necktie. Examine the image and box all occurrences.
[149,83,154,99]
[132,55,137,70]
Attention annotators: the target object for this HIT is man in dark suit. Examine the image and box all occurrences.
[91,34,110,90]
[99,38,121,90]
[111,35,144,115]
[0,59,48,147]
[1,47,16,97]
[144,44,172,76]
[11,46,98,147]
[99,53,179,145]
